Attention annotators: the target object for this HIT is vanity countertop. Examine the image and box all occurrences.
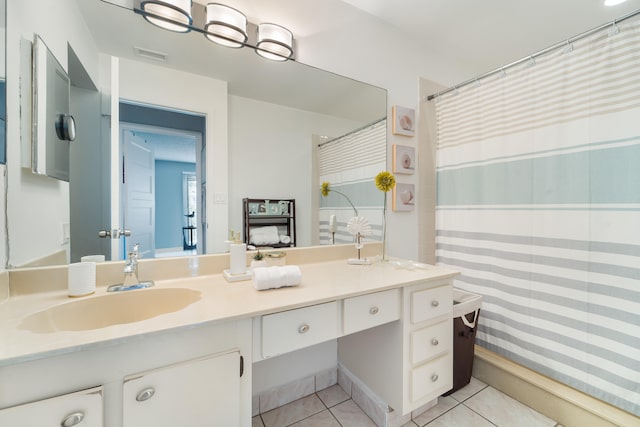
[0,259,458,366]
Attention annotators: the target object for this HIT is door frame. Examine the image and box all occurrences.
[118,122,204,260]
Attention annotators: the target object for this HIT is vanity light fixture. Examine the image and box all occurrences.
[136,0,296,60]
[140,0,193,33]
[204,3,248,48]
[256,23,294,61]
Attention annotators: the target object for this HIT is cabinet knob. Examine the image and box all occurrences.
[431,374,439,382]
[431,300,439,307]
[369,306,379,315]
[136,387,156,402]
[61,412,84,427]
[431,338,439,346]
[299,324,310,334]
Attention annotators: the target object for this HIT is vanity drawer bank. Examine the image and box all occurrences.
[0,249,459,426]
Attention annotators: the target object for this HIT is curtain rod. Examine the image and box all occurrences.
[426,8,640,102]
[317,117,386,147]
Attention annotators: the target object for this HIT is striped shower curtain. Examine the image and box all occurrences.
[435,19,640,415]
[319,119,386,244]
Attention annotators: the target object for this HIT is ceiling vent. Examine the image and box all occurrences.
[133,46,168,61]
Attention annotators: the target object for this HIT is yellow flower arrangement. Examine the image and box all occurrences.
[375,171,395,260]
[320,181,358,215]
[375,171,396,192]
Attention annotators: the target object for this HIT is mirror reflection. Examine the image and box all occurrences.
[6,0,386,267]
[0,0,5,164]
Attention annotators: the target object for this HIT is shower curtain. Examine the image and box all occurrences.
[434,19,640,415]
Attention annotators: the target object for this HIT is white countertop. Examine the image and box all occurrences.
[0,259,458,366]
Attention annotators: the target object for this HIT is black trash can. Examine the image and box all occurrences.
[442,288,482,396]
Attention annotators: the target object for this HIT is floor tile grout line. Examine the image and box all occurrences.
[418,384,490,427]
[461,403,499,427]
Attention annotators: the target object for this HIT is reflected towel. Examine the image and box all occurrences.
[252,265,301,290]
[250,226,280,245]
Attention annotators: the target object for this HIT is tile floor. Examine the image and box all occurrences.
[252,377,559,427]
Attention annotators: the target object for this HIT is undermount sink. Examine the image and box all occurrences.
[19,288,202,334]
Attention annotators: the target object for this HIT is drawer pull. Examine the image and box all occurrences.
[431,300,439,308]
[431,374,439,382]
[431,338,439,346]
[369,306,379,315]
[136,387,156,402]
[61,412,84,427]
[299,324,310,334]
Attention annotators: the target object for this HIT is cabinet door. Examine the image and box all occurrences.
[123,351,240,427]
[0,386,103,427]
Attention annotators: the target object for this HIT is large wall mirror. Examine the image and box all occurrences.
[6,0,386,267]
[0,0,5,164]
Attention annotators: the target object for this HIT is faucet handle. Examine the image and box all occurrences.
[129,243,140,259]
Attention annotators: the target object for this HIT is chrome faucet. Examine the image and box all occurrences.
[123,243,140,286]
[107,243,154,292]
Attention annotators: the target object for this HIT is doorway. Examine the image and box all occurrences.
[119,102,206,260]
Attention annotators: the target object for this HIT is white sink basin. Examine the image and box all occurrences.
[19,288,202,333]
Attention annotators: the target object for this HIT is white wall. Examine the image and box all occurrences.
[228,95,362,247]
[4,0,99,267]
[118,58,229,254]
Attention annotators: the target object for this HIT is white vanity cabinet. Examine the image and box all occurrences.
[338,279,453,416]
[123,351,241,427]
[0,318,252,427]
[0,386,103,427]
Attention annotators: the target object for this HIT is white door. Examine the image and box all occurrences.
[122,130,155,259]
[122,352,241,427]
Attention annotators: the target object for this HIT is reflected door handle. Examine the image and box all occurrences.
[98,229,132,239]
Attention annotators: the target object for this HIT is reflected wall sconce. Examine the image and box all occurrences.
[140,0,193,33]
[256,23,294,61]
[135,0,295,61]
[204,3,247,48]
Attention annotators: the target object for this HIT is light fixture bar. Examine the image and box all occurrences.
[134,0,296,61]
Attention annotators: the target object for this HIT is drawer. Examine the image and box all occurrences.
[262,301,339,358]
[410,354,452,403]
[410,319,452,365]
[343,289,400,335]
[411,285,451,324]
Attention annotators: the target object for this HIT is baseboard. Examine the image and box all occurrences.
[473,346,638,427]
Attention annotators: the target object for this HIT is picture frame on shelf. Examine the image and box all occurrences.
[248,203,260,215]
[392,144,416,174]
[392,105,415,137]
[279,200,289,215]
[269,202,281,215]
[392,183,415,211]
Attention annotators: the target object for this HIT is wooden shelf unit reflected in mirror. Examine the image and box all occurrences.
[243,198,295,248]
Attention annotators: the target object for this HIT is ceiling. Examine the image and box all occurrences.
[342,0,640,83]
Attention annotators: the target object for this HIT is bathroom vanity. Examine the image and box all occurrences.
[0,249,458,426]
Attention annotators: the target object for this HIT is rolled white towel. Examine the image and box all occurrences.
[279,235,291,244]
[252,265,302,290]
